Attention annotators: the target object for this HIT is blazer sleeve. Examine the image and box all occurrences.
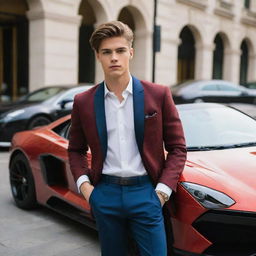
[68,95,91,182]
[158,87,187,192]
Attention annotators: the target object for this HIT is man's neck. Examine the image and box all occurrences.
[105,73,130,95]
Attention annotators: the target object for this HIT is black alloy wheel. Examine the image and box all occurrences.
[9,154,37,209]
[28,116,51,129]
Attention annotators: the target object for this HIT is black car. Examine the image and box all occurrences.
[171,80,256,104]
[0,85,92,147]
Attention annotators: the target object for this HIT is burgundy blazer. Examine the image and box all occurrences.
[68,76,187,192]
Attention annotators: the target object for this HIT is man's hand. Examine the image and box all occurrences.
[80,182,94,202]
[156,193,165,207]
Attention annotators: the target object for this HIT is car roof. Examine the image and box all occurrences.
[174,79,241,88]
[38,83,93,89]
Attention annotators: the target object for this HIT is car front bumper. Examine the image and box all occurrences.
[192,209,256,256]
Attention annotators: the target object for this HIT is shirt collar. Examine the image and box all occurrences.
[104,75,133,97]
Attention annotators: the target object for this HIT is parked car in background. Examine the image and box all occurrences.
[0,85,92,147]
[171,80,256,104]
[9,103,256,256]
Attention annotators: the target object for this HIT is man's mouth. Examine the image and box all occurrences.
[109,65,121,69]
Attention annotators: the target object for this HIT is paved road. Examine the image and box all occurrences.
[0,150,100,256]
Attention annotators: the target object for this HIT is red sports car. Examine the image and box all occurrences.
[9,103,256,256]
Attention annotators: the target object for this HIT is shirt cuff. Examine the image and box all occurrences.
[155,183,172,198]
[76,175,91,192]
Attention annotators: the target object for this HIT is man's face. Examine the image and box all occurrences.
[96,36,133,79]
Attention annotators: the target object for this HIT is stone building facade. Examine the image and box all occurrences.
[0,0,256,99]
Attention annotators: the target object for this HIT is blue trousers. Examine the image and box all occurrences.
[89,175,167,256]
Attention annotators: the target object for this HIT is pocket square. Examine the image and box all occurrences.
[145,111,157,119]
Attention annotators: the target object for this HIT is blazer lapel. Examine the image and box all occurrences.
[94,82,108,160]
[132,76,145,154]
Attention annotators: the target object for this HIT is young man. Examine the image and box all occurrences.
[68,21,187,256]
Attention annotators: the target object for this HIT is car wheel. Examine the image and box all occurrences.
[194,98,204,103]
[9,154,37,209]
[28,116,51,129]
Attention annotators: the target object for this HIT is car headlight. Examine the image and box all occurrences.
[1,109,25,122]
[181,182,235,209]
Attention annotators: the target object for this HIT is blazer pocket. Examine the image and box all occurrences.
[145,111,157,119]
[145,114,158,134]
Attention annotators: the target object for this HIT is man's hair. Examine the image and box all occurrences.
[89,21,134,52]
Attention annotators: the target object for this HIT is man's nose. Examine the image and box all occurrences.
[111,52,118,61]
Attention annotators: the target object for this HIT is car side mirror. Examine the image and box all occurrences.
[59,99,73,109]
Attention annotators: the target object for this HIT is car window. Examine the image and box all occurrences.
[52,120,71,139]
[64,123,71,139]
[60,87,87,102]
[217,84,241,92]
[24,87,67,102]
[246,82,256,89]
[201,84,219,91]
[179,107,256,148]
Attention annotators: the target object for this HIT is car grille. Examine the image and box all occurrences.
[192,209,256,256]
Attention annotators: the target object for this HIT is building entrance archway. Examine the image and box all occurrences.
[78,0,96,83]
[0,0,28,101]
[118,5,149,80]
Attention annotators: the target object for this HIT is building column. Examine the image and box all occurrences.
[130,29,152,81]
[27,10,82,91]
[195,43,215,80]
[223,49,241,84]
[156,38,180,86]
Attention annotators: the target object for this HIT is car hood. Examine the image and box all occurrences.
[0,101,39,115]
[183,146,256,211]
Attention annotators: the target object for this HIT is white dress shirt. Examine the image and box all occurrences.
[76,76,172,197]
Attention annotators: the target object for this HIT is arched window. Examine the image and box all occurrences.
[212,34,224,79]
[240,40,249,85]
[177,26,195,83]
[244,0,250,9]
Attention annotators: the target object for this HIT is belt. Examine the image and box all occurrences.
[101,174,150,186]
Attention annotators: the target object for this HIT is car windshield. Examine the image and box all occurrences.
[178,106,256,150]
[19,87,67,102]
[58,87,88,102]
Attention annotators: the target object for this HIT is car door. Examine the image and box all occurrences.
[200,83,222,102]
[217,83,246,103]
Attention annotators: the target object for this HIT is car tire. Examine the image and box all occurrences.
[9,153,37,209]
[28,116,51,129]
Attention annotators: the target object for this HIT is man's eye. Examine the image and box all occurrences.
[102,51,111,54]
[117,49,126,53]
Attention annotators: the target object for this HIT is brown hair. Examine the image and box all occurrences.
[89,21,134,52]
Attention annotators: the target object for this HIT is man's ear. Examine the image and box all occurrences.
[130,48,134,59]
